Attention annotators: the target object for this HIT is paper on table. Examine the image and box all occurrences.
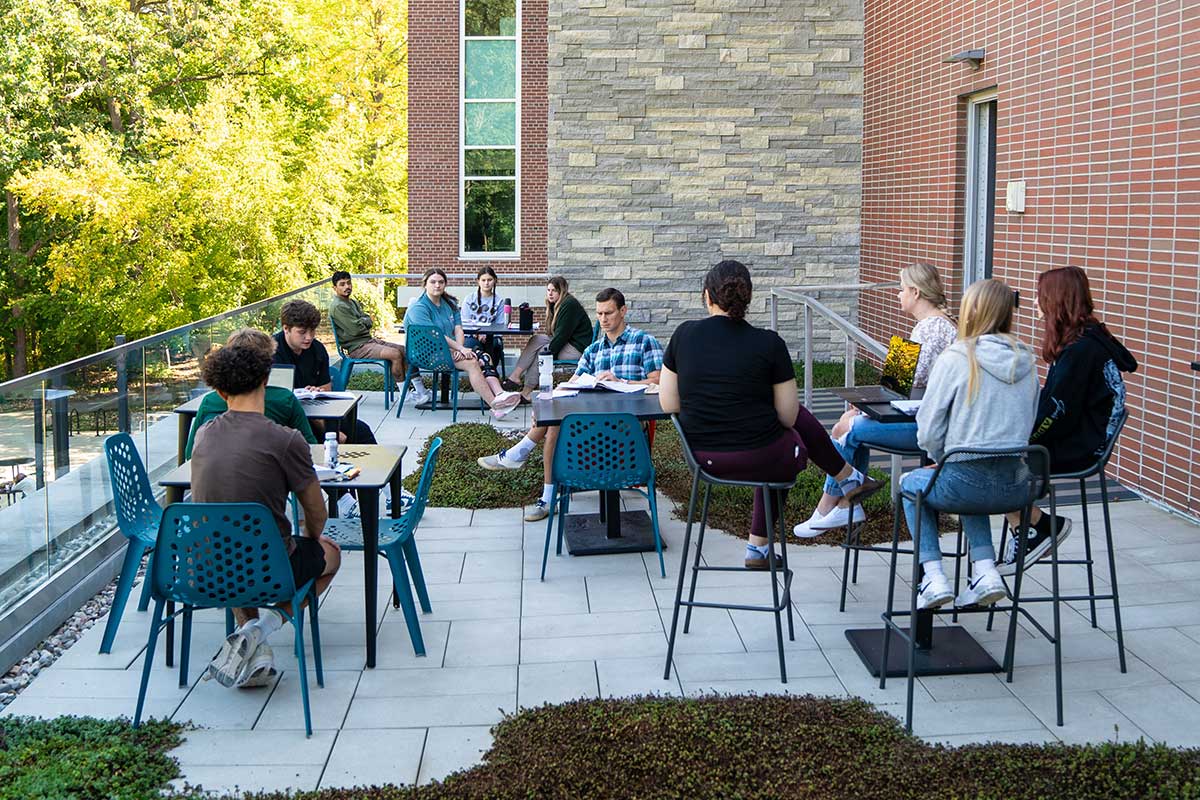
[559,374,646,393]
[539,388,579,399]
[644,383,660,395]
[295,389,356,401]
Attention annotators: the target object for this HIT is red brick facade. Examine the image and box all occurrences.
[861,1,1200,517]
[409,0,548,280]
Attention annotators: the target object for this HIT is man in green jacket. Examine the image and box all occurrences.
[328,270,430,403]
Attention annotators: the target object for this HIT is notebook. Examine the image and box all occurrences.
[829,336,923,406]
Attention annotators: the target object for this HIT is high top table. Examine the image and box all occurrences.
[173,392,362,465]
[159,443,405,668]
[836,391,1002,678]
[532,390,669,556]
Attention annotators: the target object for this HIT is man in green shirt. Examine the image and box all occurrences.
[328,270,431,404]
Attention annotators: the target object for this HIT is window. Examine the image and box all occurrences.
[963,91,997,289]
[461,0,519,256]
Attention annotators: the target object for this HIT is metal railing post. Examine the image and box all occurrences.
[115,334,130,433]
[769,293,778,332]
[845,337,856,388]
[803,304,813,408]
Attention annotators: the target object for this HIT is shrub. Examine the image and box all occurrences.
[0,716,183,800]
[403,422,543,508]
[795,359,881,389]
[230,696,1200,800]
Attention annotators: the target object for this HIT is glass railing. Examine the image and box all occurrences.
[0,275,395,617]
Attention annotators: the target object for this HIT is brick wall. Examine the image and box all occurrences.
[861,0,1200,518]
[409,0,549,282]
[546,0,864,352]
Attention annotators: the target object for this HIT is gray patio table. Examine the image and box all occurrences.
[531,390,669,556]
[159,443,405,668]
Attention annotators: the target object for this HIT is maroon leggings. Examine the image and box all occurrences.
[693,406,847,539]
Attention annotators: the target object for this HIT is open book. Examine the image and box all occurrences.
[559,374,647,394]
[294,389,356,402]
[315,462,360,481]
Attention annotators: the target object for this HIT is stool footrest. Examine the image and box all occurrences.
[692,564,793,574]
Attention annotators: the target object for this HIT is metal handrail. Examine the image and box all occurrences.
[768,281,899,407]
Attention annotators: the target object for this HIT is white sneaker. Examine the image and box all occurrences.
[204,625,265,687]
[477,450,527,471]
[809,503,867,530]
[409,381,432,404]
[956,570,1007,608]
[491,391,523,419]
[235,643,277,689]
[793,508,831,538]
[917,573,954,610]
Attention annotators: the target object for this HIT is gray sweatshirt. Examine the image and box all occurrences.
[916,334,1039,463]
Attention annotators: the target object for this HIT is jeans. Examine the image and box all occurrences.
[823,417,919,496]
[900,458,1031,564]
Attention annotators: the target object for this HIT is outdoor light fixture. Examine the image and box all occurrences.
[943,49,985,70]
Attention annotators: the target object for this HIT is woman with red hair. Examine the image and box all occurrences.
[998,266,1137,575]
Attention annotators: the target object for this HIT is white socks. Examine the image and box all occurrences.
[921,560,945,579]
[540,483,554,505]
[509,435,538,463]
[244,609,284,638]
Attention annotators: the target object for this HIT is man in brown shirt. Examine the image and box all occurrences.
[192,329,341,688]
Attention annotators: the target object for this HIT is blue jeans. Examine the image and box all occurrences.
[823,418,919,496]
[900,458,1031,564]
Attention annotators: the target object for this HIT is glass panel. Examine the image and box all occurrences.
[465,149,516,177]
[0,378,45,613]
[465,40,517,99]
[465,102,516,146]
[465,0,516,36]
[464,179,517,252]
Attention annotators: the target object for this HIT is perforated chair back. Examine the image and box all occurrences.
[330,320,353,360]
[105,433,161,544]
[152,502,298,608]
[405,437,443,530]
[406,325,456,373]
[552,413,653,491]
[905,445,1051,513]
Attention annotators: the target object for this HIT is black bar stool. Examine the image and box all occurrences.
[879,445,1052,732]
[664,417,796,683]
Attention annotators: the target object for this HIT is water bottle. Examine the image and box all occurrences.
[537,345,553,395]
[502,299,511,326]
[324,432,338,468]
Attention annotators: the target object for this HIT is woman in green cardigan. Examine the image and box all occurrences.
[504,276,593,397]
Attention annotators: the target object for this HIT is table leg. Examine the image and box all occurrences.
[359,489,380,668]
[165,486,183,506]
[604,491,622,538]
[439,374,450,404]
[162,485,184,667]
[176,414,190,466]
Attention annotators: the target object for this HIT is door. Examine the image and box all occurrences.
[963,92,997,290]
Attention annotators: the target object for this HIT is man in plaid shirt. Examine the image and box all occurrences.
[477,287,664,521]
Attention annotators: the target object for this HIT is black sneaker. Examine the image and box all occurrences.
[998,515,1072,576]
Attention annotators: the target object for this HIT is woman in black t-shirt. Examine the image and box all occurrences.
[660,260,882,569]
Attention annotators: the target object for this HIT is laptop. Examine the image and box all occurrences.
[829,336,922,406]
[268,364,296,390]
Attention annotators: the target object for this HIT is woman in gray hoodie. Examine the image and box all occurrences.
[903,279,1040,610]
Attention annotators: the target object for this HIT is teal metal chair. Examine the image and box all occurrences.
[396,326,484,421]
[324,438,442,656]
[133,502,324,737]
[331,325,395,408]
[100,433,162,654]
[541,414,665,580]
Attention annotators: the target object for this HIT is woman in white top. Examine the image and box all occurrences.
[798,262,959,535]
[462,266,506,370]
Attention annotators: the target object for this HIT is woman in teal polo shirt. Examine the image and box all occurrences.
[404,268,521,417]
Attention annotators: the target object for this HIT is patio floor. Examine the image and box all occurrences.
[3,393,1200,796]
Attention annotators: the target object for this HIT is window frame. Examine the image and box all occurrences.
[459,0,521,260]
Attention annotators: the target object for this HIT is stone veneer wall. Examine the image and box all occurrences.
[546,0,863,354]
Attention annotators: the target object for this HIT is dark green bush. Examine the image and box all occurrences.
[230,696,1200,800]
[0,716,183,800]
[404,422,544,508]
[795,359,881,389]
[346,370,387,391]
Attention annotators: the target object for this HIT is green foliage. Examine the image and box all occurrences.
[224,696,1200,800]
[346,370,387,391]
[0,715,183,800]
[402,422,543,508]
[794,359,882,389]
[0,0,408,377]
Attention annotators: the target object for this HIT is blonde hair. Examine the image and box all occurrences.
[900,262,953,319]
[958,279,1019,402]
[225,328,276,360]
